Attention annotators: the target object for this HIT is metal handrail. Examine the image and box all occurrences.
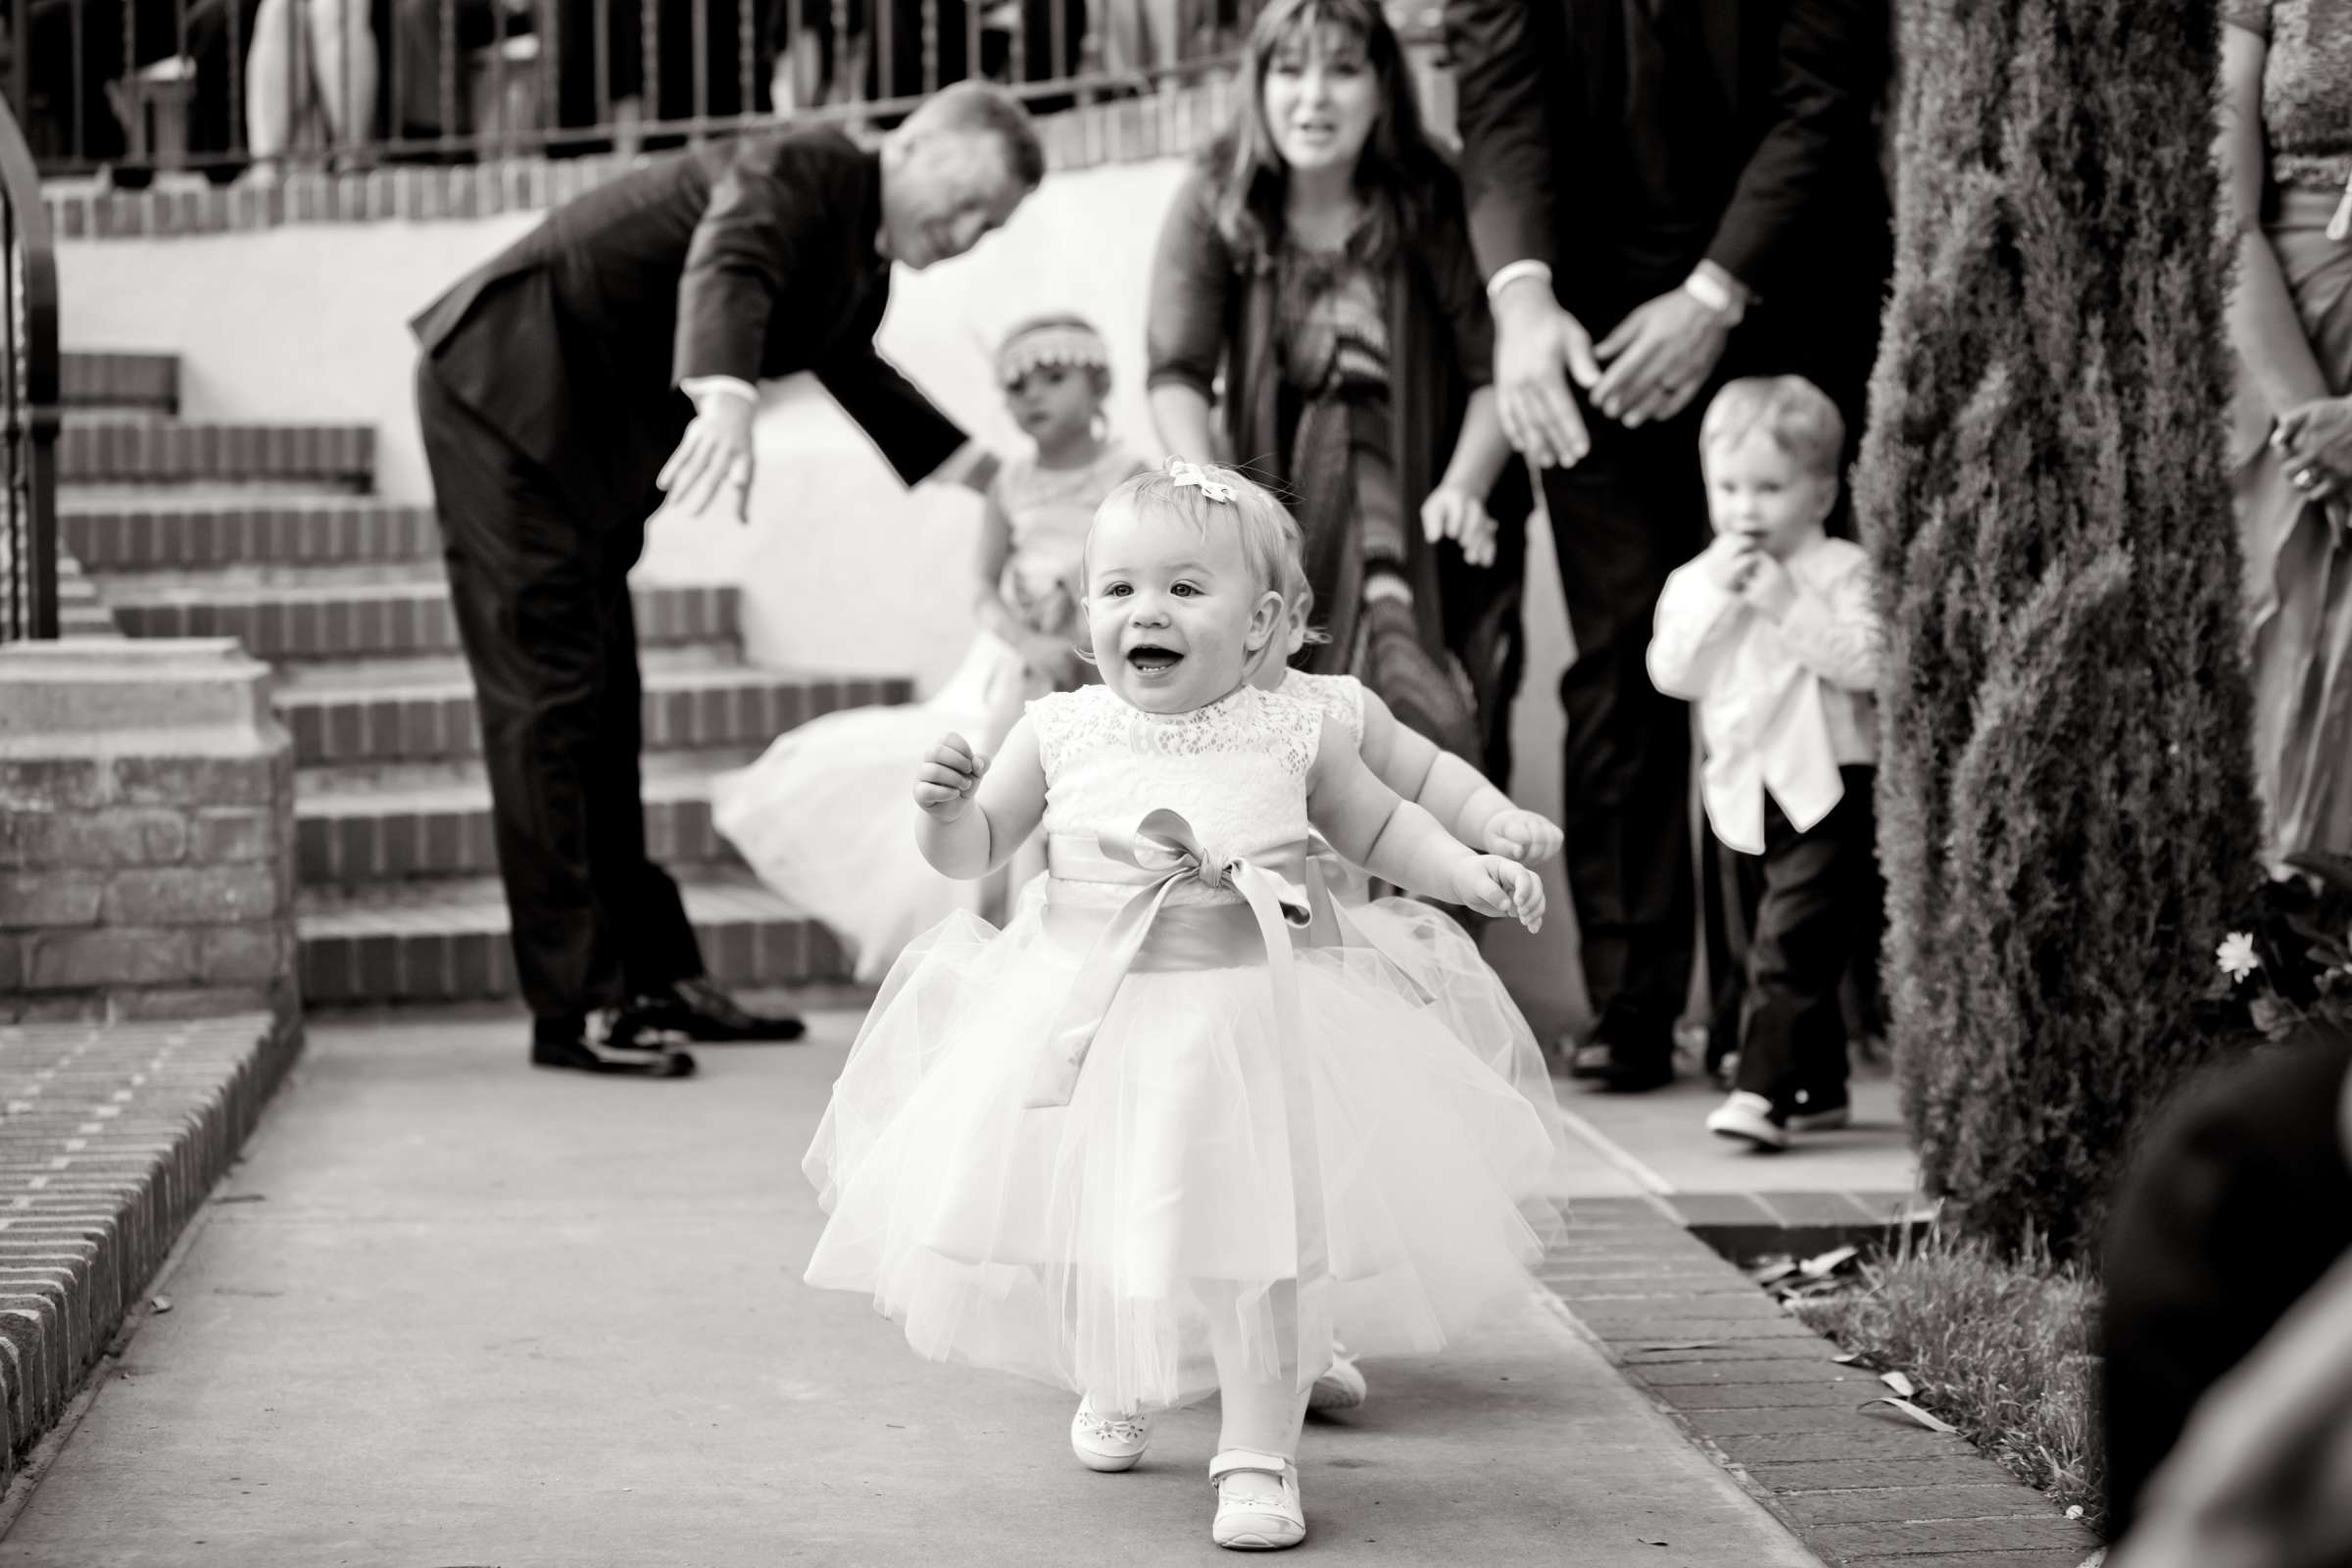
[3,0,1446,180]
[0,91,59,643]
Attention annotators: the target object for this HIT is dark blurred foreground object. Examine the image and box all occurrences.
[2109,1194,2352,1566]
[2101,1022,2352,1539]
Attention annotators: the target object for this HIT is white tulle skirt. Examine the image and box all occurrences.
[1003,865,1579,1191]
[710,632,1043,983]
[1331,890,1576,1183]
[803,895,1562,1413]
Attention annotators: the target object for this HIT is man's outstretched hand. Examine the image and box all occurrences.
[659,393,758,522]
[1492,277,1601,470]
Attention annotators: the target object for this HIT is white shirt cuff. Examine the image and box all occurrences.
[1485,260,1553,305]
[680,375,759,412]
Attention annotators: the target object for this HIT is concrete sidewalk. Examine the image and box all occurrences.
[0,1010,1821,1567]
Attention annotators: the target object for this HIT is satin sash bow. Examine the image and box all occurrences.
[1028,809,1312,1109]
[1032,809,1332,1396]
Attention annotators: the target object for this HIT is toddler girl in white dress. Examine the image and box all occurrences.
[802,460,1558,1550]
[710,316,1147,980]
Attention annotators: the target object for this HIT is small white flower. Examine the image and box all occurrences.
[2217,931,2261,983]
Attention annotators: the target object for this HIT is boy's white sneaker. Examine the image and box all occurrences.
[1070,1396,1152,1472]
[1307,1347,1367,1411]
[1706,1092,1790,1152]
[1209,1449,1306,1550]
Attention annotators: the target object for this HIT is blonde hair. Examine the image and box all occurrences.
[1086,461,1298,603]
[1698,375,1847,481]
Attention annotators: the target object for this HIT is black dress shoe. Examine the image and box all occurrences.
[628,976,808,1044]
[1591,1054,1676,1094]
[530,1020,697,1079]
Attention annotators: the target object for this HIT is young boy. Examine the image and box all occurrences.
[1647,376,1885,1152]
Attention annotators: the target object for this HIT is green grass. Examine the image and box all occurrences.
[1791,1228,2105,1532]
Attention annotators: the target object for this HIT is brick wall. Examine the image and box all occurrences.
[0,641,299,1028]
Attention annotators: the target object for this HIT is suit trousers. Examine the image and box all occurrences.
[1542,408,1711,1057]
[1730,767,1879,1109]
[416,360,705,1022]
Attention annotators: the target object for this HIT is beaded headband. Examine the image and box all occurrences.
[996,321,1110,387]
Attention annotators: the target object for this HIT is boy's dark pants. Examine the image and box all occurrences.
[1732,766,1882,1111]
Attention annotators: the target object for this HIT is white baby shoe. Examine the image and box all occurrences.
[1307,1347,1367,1411]
[1070,1395,1152,1472]
[1209,1448,1306,1550]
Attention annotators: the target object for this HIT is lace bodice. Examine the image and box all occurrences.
[993,446,1148,604]
[1028,684,1324,907]
[1278,669,1366,752]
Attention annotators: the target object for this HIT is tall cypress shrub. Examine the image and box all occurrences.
[1854,0,2259,1258]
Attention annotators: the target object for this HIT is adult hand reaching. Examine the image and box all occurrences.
[658,393,758,522]
[2274,397,2352,506]
[1492,278,1601,470]
[1591,287,1733,429]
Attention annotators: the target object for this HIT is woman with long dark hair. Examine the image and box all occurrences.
[1145,0,1523,765]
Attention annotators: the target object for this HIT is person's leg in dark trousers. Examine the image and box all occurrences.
[416,362,696,1074]
[585,503,707,996]
[1543,413,1710,1089]
[1701,820,1761,1084]
[1730,766,1878,1128]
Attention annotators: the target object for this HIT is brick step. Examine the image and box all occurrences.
[58,421,373,488]
[299,869,847,1004]
[272,660,905,766]
[296,752,755,887]
[62,350,179,415]
[106,578,736,662]
[88,560,447,595]
[59,498,439,571]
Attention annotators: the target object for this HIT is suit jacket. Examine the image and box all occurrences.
[1443,0,1891,401]
[412,125,966,525]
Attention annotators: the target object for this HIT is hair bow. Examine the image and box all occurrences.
[1166,457,1236,504]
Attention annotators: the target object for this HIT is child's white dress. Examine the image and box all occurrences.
[1277,668,1574,1178]
[710,446,1141,981]
[803,683,1558,1413]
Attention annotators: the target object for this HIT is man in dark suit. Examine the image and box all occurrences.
[1443,0,1891,1090]
[412,82,1042,1077]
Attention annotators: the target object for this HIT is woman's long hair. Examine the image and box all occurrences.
[1205,0,1453,270]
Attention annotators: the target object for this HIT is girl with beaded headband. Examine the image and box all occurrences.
[804,458,1559,1552]
[711,314,1147,983]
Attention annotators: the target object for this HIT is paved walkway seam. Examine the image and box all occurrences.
[0,1012,299,1487]
[1546,1197,2103,1568]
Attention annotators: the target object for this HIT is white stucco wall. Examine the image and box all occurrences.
[56,155,1590,1032]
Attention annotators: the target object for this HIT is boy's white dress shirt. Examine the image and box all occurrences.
[1646,531,1883,856]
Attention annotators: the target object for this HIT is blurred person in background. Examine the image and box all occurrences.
[2217,0,2352,868]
